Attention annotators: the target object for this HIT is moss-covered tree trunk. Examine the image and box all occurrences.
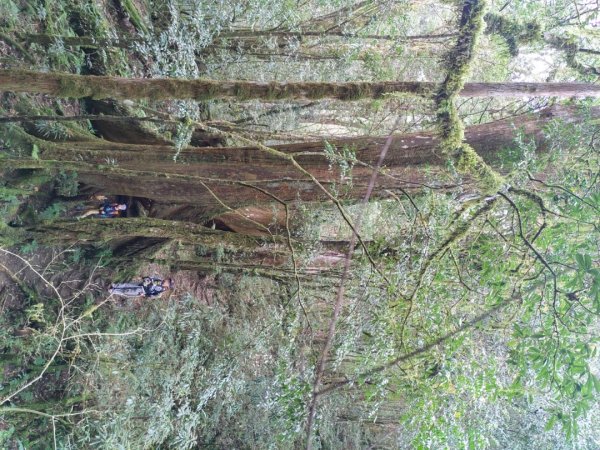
[4,105,595,215]
[13,32,134,49]
[2,69,600,101]
[147,242,343,280]
[29,218,280,249]
[217,29,455,41]
[28,219,345,275]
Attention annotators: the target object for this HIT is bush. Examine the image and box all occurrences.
[54,170,79,197]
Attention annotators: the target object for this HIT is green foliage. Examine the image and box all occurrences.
[0,1,19,28]
[76,286,316,448]
[361,50,394,80]
[0,426,16,449]
[34,120,73,141]
[25,303,46,325]
[1,1,598,449]
[19,240,38,255]
[323,141,356,188]
[38,202,66,221]
[54,170,79,197]
[484,13,542,56]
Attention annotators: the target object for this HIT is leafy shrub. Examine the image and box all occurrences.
[38,203,66,220]
[54,170,79,197]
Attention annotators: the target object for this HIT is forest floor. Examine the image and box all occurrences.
[0,249,215,312]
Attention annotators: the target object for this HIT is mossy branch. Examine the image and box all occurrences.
[484,13,542,56]
[435,0,504,193]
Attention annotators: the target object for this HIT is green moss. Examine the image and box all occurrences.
[0,221,26,246]
[119,0,149,34]
[434,0,504,192]
[484,13,542,56]
[304,82,331,100]
[0,121,62,157]
[338,83,372,101]
[57,75,94,98]
[266,82,287,100]
[456,144,504,192]
[546,35,600,78]
[12,172,53,190]
[233,82,254,101]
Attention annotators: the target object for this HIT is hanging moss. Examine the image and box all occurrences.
[439,0,487,99]
[484,13,542,57]
[456,144,503,191]
[546,35,600,78]
[484,11,597,79]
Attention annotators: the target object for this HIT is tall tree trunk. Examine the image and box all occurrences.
[4,105,594,214]
[2,69,600,101]
[217,30,455,41]
[148,243,343,280]
[14,32,134,49]
[28,219,345,276]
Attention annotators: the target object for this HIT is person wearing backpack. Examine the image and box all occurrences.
[109,277,173,298]
[78,201,127,219]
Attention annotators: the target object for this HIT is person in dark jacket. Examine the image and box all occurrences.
[109,277,173,298]
[78,202,127,219]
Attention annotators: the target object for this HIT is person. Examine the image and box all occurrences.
[78,201,127,219]
[109,277,173,298]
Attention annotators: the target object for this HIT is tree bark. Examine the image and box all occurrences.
[217,29,455,41]
[15,32,134,49]
[2,69,600,101]
[28,219,345,276]
[29,217,280,249]
[4,105,594,214]
[148,243,343,280]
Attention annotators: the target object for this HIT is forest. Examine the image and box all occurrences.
[0,0,599,448]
